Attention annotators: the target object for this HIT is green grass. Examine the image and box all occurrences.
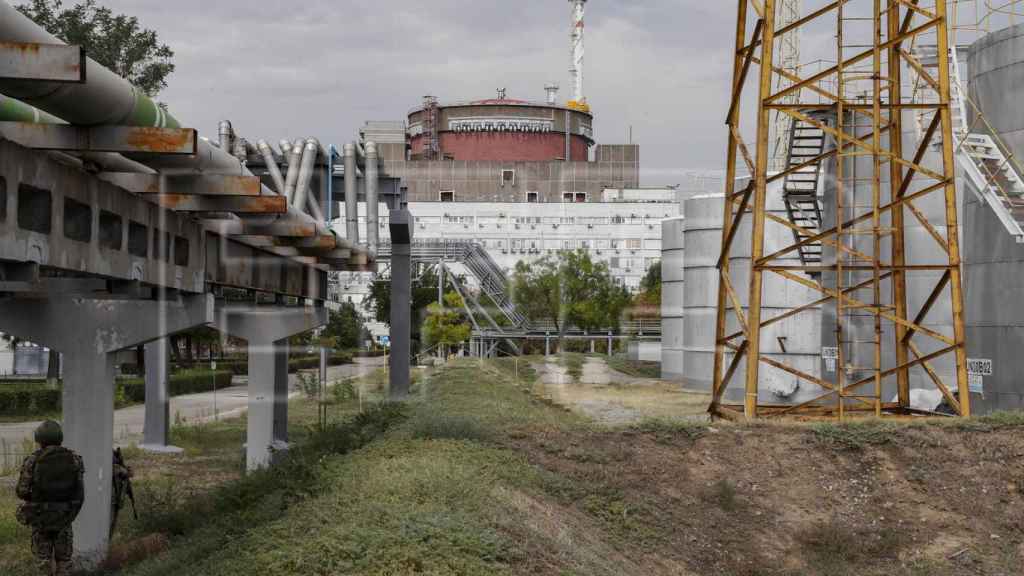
[114,360,586,576]
[606,355,661,379]
[559,353,584,383]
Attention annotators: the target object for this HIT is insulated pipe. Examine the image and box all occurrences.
[344,143,359,243]
[0,2,337,245]
[0,94,62,123]
[282,140,303,203]
[257,139,287,195]
[218,120,233,152]
[0,2,179,128]
[365,141,379,250]
[278,139,293,158]
[293,138,319,213]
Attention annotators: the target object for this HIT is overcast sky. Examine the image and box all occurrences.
[91,1,736,185]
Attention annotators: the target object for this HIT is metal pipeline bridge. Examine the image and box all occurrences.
[0,1,416,566]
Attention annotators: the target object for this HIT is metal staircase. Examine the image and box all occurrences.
[781,115,827,268]
[918,45,1024,242]
[377,239,527,328]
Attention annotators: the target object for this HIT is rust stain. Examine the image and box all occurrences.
[2,41,41,54]
[124,128,194,153]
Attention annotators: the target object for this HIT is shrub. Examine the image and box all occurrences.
[0,383,61,415]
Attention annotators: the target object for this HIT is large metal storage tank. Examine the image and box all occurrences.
[966,23,1024,411]
[661,216,685,380]
[817,109,965,409]
[683,187,822,405]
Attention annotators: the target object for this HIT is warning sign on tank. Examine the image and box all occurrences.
[967,358,993,376]
[821,347,839,359]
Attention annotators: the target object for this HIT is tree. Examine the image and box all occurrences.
[322,301,364,350]
[511,250,632,345]
[364,265,441,327]
[632,260,662,319]
[422,292,472,358]
[17,0,175,96]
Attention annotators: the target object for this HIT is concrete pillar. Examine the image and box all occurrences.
[590,339,596,354]
[0,294,212,567]
[390,243,412,399]
[140,338,182,453]
[545,334,551,357]
[608,331,614,356]
[272,339,289,445]
[212,303,326,471]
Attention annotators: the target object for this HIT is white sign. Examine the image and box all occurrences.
[821,347,839,360]
[967,358,993,376]
[210,361,217,371]
[824,358,837,373]
[968,373,985,394]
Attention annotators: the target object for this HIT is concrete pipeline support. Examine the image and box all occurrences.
[365,141,380,250]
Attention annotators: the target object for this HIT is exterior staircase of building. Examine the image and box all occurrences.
[917,44,1024,242]
[781,115,827,269]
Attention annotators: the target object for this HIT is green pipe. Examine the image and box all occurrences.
[0,94,62,124]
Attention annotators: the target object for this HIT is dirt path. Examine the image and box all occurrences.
[532,356,709,425]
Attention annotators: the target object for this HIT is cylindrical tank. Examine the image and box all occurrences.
[966,23,1024,412]
[661,216,685,380]
[817,108,964,409]
[682,187,822,405]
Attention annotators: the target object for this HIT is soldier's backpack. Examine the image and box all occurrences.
[24,447,81,529]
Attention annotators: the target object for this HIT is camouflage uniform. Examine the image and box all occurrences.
[15,422,84,576]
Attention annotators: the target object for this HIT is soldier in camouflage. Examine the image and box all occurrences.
[15,420,85,576]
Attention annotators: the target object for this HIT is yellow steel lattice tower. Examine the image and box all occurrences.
[712,0,969,419]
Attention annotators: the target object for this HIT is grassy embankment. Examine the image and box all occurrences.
[6,360,1024,575]
[606,355,662,379]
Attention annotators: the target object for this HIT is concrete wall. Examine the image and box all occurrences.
[628,341,662,363]
[383,157,641,203]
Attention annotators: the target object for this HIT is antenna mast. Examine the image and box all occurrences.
[568,0,587,106]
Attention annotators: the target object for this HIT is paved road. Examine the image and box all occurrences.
[0,356,385,464]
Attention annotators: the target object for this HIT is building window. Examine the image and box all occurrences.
[501,170,516,187]
[99,210,123,251]
[63,197,92,243]
[562,192,573,203]
[526,191,539,203]
[128,221,147,257]
[174,236,190,267]
[611,215,626,224]
[626,238,642,250]
[439,190,455,202]
[575,192,587,203]
[17,184,51,235]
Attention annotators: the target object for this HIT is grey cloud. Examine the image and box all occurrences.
[92,0,737,178]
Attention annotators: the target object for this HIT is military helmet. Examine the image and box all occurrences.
[34,420,63,447]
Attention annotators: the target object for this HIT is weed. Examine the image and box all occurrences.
[810,421,893,450]
[607,355,662,379]
[560,353,584,383]
[404,412,493,442]
[706,479,739,512]
[330,378,357,403]
[797,518,903,575]
[296,371,321,400]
